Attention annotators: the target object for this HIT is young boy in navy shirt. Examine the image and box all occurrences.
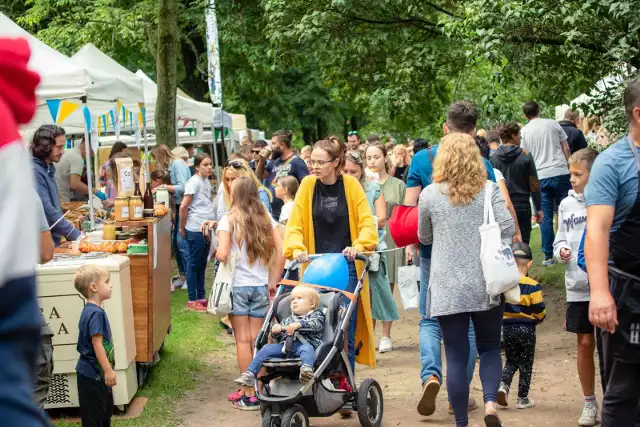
[74,264,116,426]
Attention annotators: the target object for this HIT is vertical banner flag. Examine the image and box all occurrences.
[58,100,79,124]
[90,113,99,153]
[46,99,61,123]
[205,0,223,106]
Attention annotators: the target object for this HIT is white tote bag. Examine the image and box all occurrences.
[479,182,520,297]
[397,264,420,311]
[207,251,237,317]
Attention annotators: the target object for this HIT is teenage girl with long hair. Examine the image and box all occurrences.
[208,177,283,410]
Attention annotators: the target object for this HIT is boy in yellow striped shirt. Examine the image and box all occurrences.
[498,242,546,410]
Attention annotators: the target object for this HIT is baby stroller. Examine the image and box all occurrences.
[254,254,383,427]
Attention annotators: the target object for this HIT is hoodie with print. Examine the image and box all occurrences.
[553,190,589,301]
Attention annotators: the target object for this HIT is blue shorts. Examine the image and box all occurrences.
[232,286,270,318]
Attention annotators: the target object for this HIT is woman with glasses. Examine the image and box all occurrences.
[283,137,378,371]
[343,150,399,354]
[364,142,406,353]
[150,145,192,291]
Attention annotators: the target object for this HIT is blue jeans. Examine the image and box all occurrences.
[340,261,358,372]
[539,174,571,258]
[438,304,504,427]
[185,229,209,301]
[0,276,51,427]
[248,342,316,375]
[173,207,190,275]
[419,257,477,385]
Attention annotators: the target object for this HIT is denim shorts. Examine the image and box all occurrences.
[232,286,270,318]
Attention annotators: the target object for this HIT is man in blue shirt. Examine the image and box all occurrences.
[255,130,309,220]
[405,101,496,417]
[585,76,640,427]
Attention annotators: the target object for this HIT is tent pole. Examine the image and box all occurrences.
[81,95,96,230]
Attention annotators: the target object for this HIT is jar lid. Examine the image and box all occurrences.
[115,196,128,201]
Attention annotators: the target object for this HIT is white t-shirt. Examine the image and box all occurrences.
[279,201,294,224]
[493,168,505,182]
[184,175,215,232]
[520,118,569,180]
[217,214,278,287]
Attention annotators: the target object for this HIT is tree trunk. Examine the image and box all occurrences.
[155,0,178,148]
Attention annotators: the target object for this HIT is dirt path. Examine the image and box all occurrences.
[177,286,595,427]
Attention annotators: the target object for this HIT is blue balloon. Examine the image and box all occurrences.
[302,254,349,291]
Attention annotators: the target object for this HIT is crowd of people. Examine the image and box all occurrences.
[2,34,640,427]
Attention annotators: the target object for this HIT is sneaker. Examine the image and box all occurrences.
[219,321,233,335]
[197,299,208,308]
[171,275,185,290]
[227,388,244,402]
[516,397,535,409]
[578,404,599,426]
[497,383,509,407]
[417,375,440,416]
[234,371,256,387]
[542,257,556,267]
[379,337,393,353]
[232,395,260,411]
[448,397,479,414]
[186,301,206,312]
[300,365,314,383]
[484,412,503,427]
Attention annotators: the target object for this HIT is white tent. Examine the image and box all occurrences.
[0,14,144,134]
[135,70,231,128]
[555,74,626,120]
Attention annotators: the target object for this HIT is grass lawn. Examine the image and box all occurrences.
[528,226,567,289]
[54,289,223,427]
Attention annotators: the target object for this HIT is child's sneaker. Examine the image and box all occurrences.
[516,397,535,409]
[231,395,260,411]
[234,371,256,387]
[542,257,556,266]
[186,301,206,312]
[578,403,599,426]
[497,383,509,407]
[300,365,314,383]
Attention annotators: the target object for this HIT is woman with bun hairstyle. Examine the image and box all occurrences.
[284,136,378,370]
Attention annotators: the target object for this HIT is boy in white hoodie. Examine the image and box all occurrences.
[553,148,599,426]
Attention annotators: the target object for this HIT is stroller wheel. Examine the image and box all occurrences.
[281,404,309,427]
[356,379,384,427]
[261,407,274,427]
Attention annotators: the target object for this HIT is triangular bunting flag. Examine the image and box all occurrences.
[138,102,146,123]
[109,110,115,130]
[45,99,61,123]
[122,106,127,128]
[183,119,190,129]
[138,112,143,130]
[82,105,91,132]
[129,111,133,131]
[97,116,102,136]
[58,101,79,124]
[102,114,107,133]
[105,113,110,130]
[116,100,122,117]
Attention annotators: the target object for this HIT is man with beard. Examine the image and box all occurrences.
[347,130,361,150]
[32,125,82,245]
[255,130,309,220]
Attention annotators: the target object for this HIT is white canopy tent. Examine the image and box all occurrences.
[0,14,145,134]
[555,74,626,120]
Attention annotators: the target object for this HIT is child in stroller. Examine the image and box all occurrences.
[235,286,325,386]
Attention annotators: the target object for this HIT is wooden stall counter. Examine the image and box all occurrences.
[117,215,172,363]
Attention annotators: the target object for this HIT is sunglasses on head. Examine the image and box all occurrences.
[226,159,246,169]
[346,151,363,163]
[348,130,359,136]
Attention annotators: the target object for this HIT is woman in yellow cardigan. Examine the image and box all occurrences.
[283,137,378,370]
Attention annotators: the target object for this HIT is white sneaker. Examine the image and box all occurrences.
[379,337,393,353]
[497,383,509,407]
[578,404,598,426]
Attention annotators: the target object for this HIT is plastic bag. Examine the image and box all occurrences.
[397,265,420,311]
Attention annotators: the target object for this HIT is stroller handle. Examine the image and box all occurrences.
[286,252,371,272]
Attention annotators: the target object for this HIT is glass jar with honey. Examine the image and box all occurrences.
[114,196,130,221]
[102,220,116,240]
[129,196,144,221]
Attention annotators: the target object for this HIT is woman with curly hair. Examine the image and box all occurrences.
[418,133,515,427]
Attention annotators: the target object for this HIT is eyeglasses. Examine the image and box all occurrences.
[348,130,359,136]
[251,150,261,154]
[226,159,246,169]
[308,159,335,167]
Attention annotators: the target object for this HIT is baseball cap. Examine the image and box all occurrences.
[511,242,533,260]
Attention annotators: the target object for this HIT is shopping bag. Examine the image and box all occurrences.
[503,284,521,304]
[397,264,420,311]
[479,182,520,297]
[207,251,237,316]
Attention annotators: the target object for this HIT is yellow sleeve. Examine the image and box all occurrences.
[283,176,312,259]
[350,180,378,253]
